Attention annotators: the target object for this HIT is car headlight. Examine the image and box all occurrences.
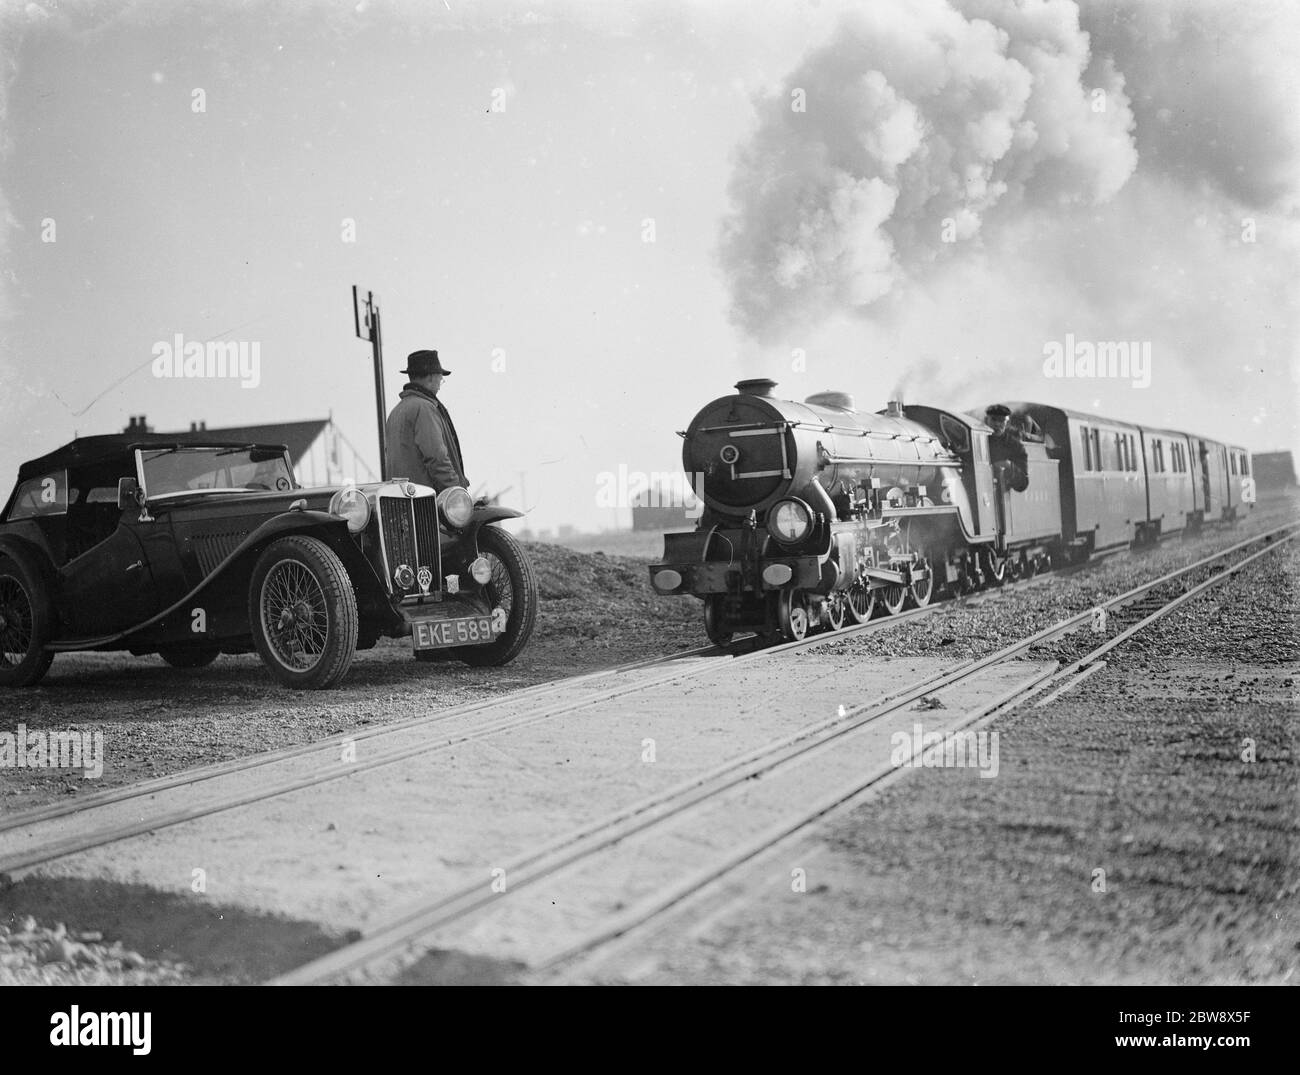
[328,487,371,533]
[437,486,474,529]
[767,498,813,544]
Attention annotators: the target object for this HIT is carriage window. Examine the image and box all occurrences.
[1229,453,1237,475]
[1080,426,1092,470]
[1241,454,1250,476]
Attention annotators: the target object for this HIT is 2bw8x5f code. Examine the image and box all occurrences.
[1119,1012,1251,1025]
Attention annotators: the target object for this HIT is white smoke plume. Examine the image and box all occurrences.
[720,0,1139,340]
[1081,0,1300,213]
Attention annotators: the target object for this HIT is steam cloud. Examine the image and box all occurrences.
[719,0,1298,342]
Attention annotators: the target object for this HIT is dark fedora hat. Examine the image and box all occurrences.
[401,349,452,376]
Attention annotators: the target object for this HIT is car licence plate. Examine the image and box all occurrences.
[412,615,494,651]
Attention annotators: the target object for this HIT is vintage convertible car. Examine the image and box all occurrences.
[0,435,537,689]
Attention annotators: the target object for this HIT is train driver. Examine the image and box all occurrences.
[985,403,1029,493]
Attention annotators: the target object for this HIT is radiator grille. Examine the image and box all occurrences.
[414,498,441,576]
[192,531,248,575]
[380,498,417,575]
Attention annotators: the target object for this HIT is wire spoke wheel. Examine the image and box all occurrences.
[458,526,538,667]
[261,560,329,671]
[481,552,515,623]
[249,536,357,689]
[0,575,35,667]
[0,553,55,688]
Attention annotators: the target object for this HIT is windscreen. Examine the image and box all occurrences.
[140,447,295,496]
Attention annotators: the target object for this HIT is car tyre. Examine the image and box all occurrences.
[459,526,538,667]
[249,535,358,689]
[0,550,55,688]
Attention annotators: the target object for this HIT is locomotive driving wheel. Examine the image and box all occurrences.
[776,590,809,642]
[908,560,933,608]
[703,594,734,646]
[819,594,846,632]
[881,582,908,616]
[845,580,876,624]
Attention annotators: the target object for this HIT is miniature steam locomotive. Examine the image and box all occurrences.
[650,378,1254,644]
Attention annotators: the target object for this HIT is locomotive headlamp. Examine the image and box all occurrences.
[719,444,740,465]
[437,486,474,529]
[767,498,813,544]
[761,563,793,587]
[653,569,683,592]
[328,487,371,533]
[469,556,493,585]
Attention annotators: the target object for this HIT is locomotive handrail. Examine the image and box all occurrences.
[696,420,797,434]
[822,454,963,467]
[697,417,944,448]
[793,422,943,445]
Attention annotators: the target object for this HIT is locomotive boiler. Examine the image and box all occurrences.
[650,378,996,643]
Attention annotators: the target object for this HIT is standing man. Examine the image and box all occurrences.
[385,349,468,492]
[985,403,1029,492]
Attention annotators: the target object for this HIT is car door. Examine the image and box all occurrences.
[58,487,162,639]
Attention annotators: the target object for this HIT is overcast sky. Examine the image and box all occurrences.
[1,0,1296,532]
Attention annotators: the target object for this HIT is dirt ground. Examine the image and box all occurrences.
[562,533,1299,985]
[0,540,700,816]
[1,499,1296,985]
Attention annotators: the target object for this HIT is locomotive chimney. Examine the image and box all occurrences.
[735,378,777,397]
[885,399,905,418]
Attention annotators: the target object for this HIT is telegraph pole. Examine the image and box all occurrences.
[353,286,388,479]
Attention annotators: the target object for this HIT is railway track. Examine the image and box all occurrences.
[266,522,1296,984]
[0,529,1093,873]
[6,505,1254,848]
